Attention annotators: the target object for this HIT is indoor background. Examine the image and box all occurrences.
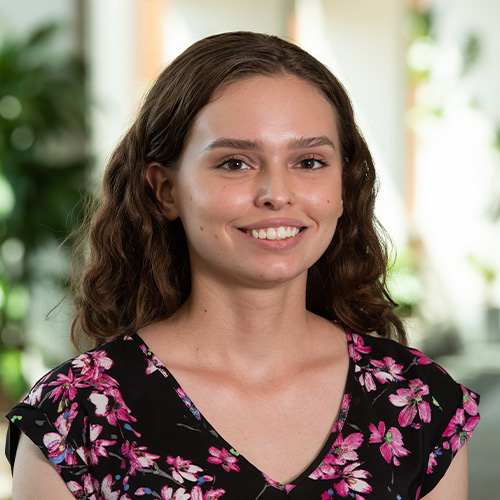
[0,0,499,497]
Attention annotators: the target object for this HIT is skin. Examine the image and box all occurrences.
[12,75,470,497]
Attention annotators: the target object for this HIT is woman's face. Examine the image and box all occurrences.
[157,75,343,289]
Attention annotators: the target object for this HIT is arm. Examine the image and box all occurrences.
[12,433,75,500]
[421,444,469,500]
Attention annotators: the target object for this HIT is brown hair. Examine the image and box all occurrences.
[71,31,406,348]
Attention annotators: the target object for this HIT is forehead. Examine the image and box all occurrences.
[185,75,339,150]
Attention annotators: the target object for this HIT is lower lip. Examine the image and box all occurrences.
[237,229,306,250]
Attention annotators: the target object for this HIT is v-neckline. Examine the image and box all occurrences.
[131,330,355,489]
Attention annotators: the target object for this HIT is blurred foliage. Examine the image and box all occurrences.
[0,22,90,403]
[387,248,422,319]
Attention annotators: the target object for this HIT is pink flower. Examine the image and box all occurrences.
[333,462,372,497]
[426,448,440,474]
[120,441,160,475]
[262,472,296,492]
[310,433,363,481]
[369,421,410,465]
[87,424,116,465]
[100,474,121,500]
[348,333,371,362]
[461,385,479,416]
[67,474,98,500]
[43,431,78,466]
[389,378,431,427]
[370,357,405,384]
[89,388,137,426]
[48,370,85,404]
[160,486,190,500]
[54,402,79,437]
[166,455,204,483]
[190,486,227,499]
[207,447,240,472]
[24,383,44,405]
[332,394,351,433]
[409,349,432,365]
[329,432,364,466]
[442,409,481,452]
[72,350,114,381]
[359,372,377,392]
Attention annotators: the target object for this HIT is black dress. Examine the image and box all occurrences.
[6,329,480,499]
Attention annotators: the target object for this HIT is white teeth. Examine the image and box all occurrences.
[249,226,301,240]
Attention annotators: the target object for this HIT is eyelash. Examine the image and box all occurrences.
[215,156,330,171]
[216,157,251,171]
[296,157,329,170]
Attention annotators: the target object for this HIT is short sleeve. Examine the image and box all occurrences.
[418,379,480,497]
[5,362,92,489]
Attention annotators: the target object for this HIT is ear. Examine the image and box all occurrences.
[146,162,180,221]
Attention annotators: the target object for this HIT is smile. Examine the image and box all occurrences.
[247,226,301,240]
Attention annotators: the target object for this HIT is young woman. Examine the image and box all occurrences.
[7,31,479,499]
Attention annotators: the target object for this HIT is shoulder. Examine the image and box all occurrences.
[348,329,459,390]
[20,335,149,409]
[346,329,480,428]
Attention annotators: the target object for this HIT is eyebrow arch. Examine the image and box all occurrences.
[203,135,336,152]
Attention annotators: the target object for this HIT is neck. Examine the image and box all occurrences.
[170,273,316,377]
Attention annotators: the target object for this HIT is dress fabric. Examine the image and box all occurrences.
[5,329,480,499]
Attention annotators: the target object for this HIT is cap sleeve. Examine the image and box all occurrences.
[419,382,480,497]
[5,362,92,487]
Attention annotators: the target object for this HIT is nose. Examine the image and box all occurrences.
[254,166,296,210]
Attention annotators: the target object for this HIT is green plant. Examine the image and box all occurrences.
[0,22,90,403]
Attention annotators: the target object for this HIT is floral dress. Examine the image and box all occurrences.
[6,329,480,499]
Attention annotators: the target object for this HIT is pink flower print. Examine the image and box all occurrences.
[332,394,351,433]
[207,446,240,472]
[461,385,479,416]
[426,447,441,474]
[333,462,372,497]
[359,372,377,392]
[166,455,204,483]
[43,431,77,466]
[443,409,481,452]
[262,472,296,492]
[190,486,227,499]
[67,473,98,500]
[330,432,364,466]
[370,357,405,384]
[87,424,116,465]
[176,388,201,420]
[24,383,44,405]
[89,388,137,426]
[54,402,79,437]
[99,474,122,500]
[310,433,363,481]
[409,349,432,365]
[48,370,83,406]
[160,486,190,500]
[369,421,410,466]
[73,350,114,380]
[389,378,431,427]
[120,441,160,475]
[348,333,371,362]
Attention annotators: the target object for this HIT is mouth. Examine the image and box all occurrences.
[242,226,302,241]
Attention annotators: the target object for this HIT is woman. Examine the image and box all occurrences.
[7,32,479,499]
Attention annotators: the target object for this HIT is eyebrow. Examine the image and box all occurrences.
[203,136,336,152]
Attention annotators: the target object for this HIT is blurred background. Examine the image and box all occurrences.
[0,0,498,497]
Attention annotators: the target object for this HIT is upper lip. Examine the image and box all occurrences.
[238,219,306,231]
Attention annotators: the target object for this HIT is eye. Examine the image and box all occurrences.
[296,157,328,170]
[217,158,251,171]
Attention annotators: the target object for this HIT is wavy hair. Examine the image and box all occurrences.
[70,31,406,348]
